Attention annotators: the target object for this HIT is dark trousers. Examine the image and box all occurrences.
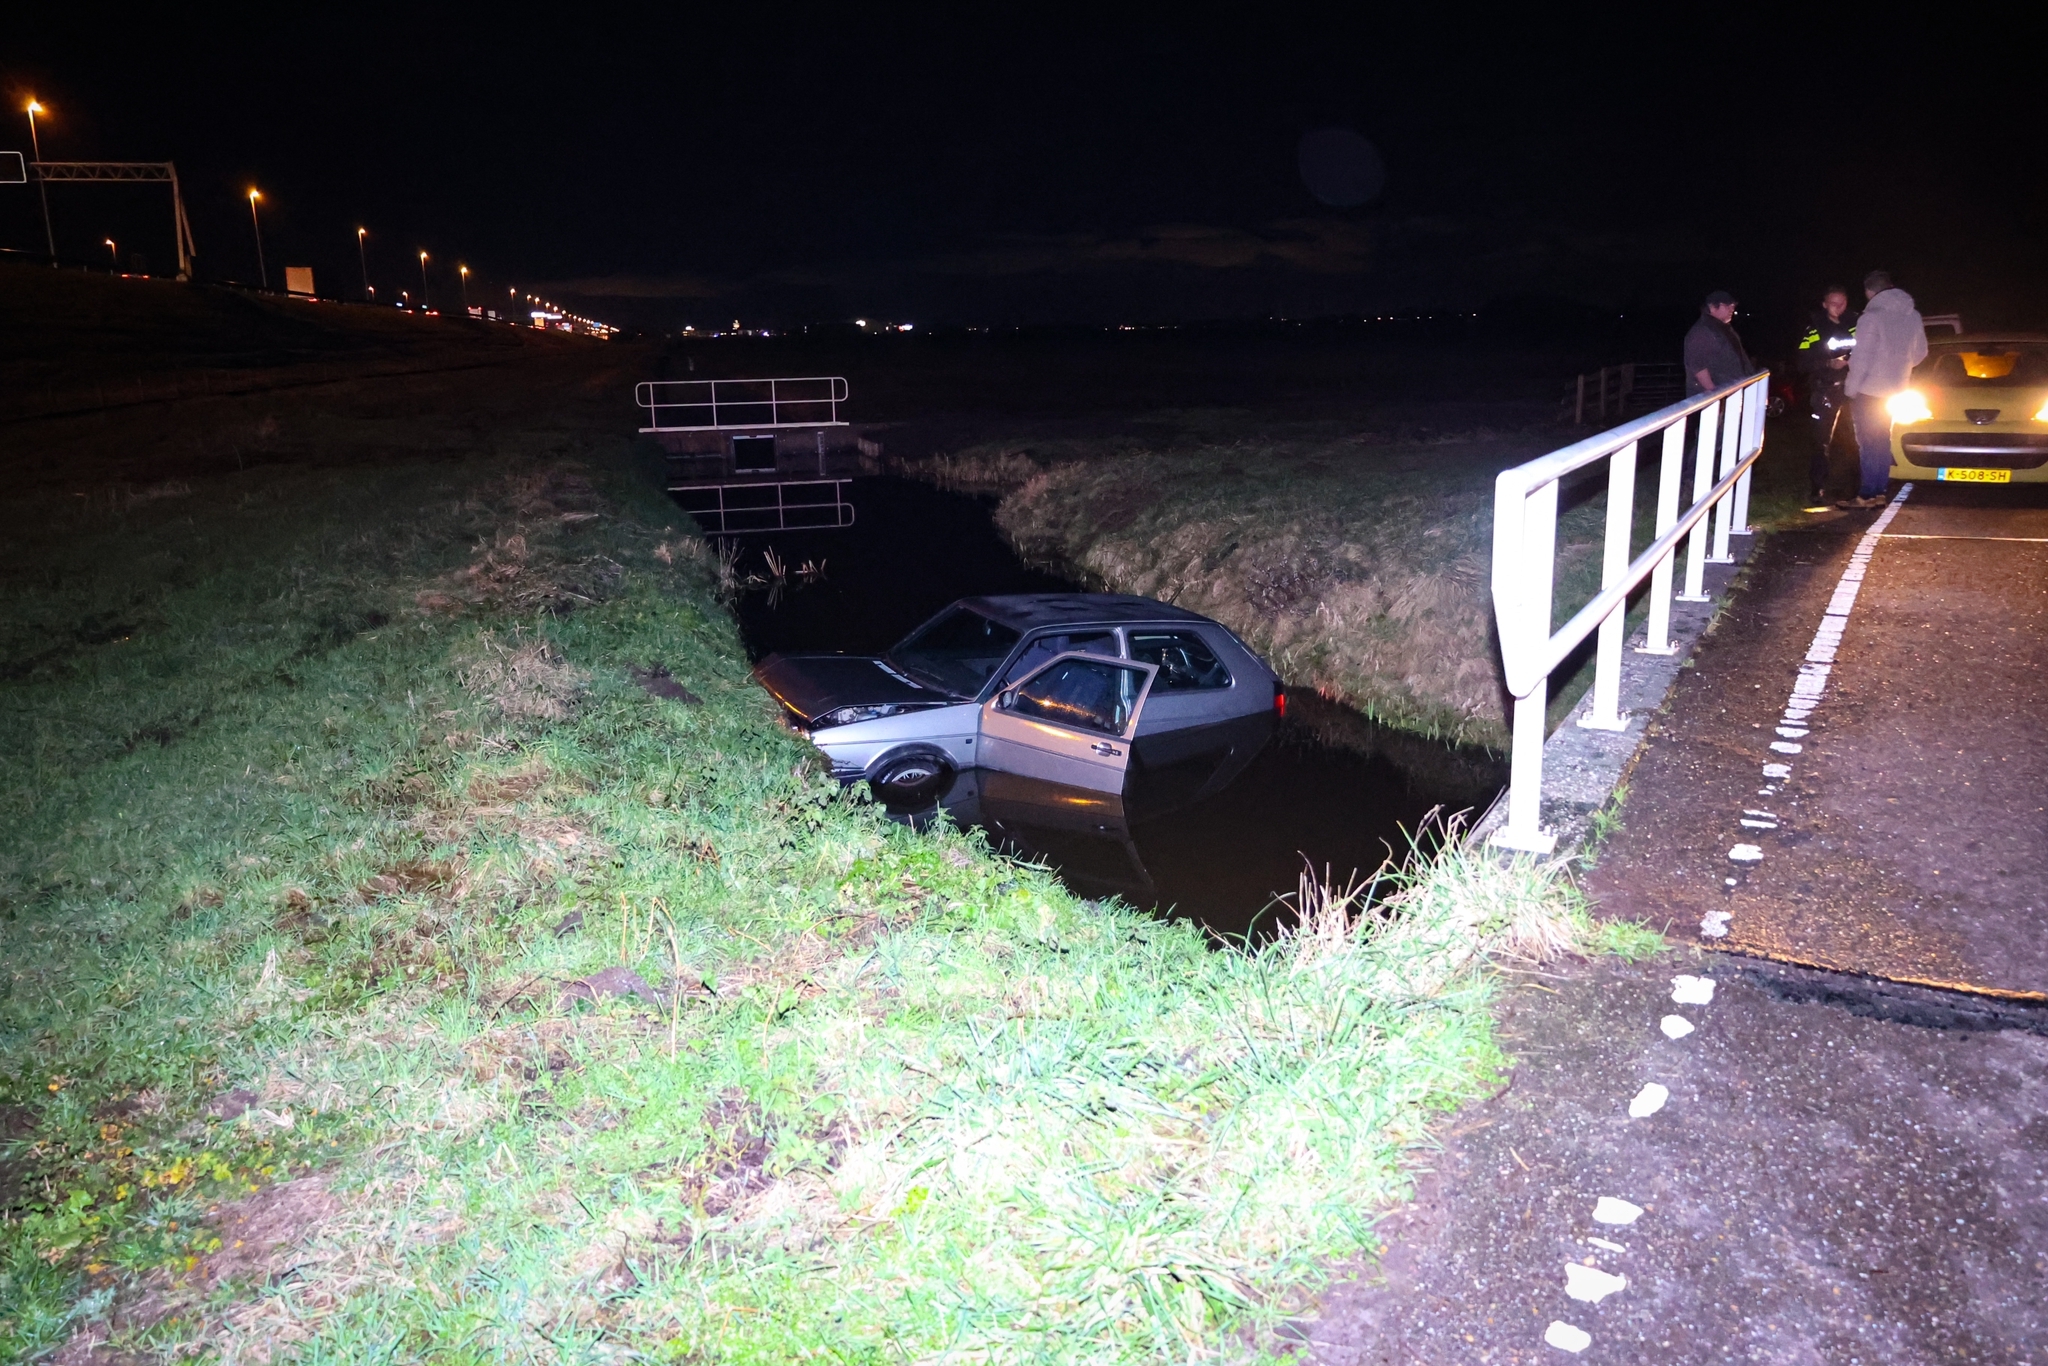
[1808,396,1844,494]
[1850,394,1894,499]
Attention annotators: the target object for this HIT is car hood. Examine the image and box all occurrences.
[753,653,957,723]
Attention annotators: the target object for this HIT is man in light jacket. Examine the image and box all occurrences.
[1841,270,1928,508]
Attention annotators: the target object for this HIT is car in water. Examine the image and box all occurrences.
[1887,334,2048,485]
[753,593,1283,808]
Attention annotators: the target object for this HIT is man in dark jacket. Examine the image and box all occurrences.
[1684,289,1754,395]
[1796,286,1858,497]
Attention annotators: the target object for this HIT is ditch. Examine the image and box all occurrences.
[702,475,1507,938]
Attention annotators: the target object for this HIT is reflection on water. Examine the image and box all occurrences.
[694,475,1506,937]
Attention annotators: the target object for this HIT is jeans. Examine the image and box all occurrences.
[1850,394,1894,499]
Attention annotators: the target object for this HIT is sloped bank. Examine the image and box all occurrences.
[903,423,1609,752]
[2,351,1624,1363]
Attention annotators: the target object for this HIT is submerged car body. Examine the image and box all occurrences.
[753,593,1281,806]
[1887,334,2048,485]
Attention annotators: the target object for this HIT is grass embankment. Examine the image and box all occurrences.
[903,409,1816,750]
[2,298,1630,1362]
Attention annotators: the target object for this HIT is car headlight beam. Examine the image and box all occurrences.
[1885,389,1932,424]
[2034,397,2048,422]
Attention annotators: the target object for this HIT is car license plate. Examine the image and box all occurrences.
[1937,467,2011,483]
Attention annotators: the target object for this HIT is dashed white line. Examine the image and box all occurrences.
[1710,486,1913,937]
[1545,1320,1593,1353]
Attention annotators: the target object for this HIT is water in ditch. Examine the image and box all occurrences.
[709,476,1505,939]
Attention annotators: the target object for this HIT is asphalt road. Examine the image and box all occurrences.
[1588,483,2048,996]
[1300,485,2048,1362]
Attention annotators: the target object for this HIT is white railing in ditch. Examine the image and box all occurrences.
[634,377,849,432]
[1490,371,1770,853]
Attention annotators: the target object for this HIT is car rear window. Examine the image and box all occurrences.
[887,606,1022,696]
[1127,630,1233,690]
[1917,346,2048,388]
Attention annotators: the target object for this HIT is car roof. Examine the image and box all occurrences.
[1931,332,2048,346]
[958,592,1215,631]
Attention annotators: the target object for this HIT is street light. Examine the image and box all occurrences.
[25,99,55,260]
[104,237,116,267]
[458,263,469,311]
[357,227,373,299]
[247,189,268,290]
[418,250,429,310]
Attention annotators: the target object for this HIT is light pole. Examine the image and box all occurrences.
[418,250,429,310]
[357,227,373,299]
[25,100,55,261]
[104,237,116,268]
[458,264,469,311]
[247,189,268,289]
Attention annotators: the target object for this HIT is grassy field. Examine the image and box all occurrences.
[0,270,1655,1363]
[894,407,1815,750]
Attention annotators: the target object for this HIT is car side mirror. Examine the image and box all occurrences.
[998,688,1017,710]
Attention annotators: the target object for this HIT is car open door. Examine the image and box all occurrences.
[978,652,1157,793]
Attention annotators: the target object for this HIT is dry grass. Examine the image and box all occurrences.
[898,423,1619,749]
[457,630,588,720]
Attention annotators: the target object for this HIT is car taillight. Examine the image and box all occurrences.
[1273,681,1287,717]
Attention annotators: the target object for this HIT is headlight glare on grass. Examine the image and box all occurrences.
[1885,389,1932,424]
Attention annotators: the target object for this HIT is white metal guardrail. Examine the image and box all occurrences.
[669,479,856,535]
[1490,371,1769,853]
[635,377,849,432]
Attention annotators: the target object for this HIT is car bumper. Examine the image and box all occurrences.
[1892,424,2048,484]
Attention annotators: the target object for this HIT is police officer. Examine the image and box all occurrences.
[1795,286,1857,498]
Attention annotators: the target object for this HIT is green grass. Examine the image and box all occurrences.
[0,366,1613,1362]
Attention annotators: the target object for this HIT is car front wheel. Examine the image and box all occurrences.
[867,750,953,810]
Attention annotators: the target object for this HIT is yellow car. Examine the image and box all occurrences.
[1888,333,2048,485]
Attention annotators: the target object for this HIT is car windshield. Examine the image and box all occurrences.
[1916,345,2048,389]
[886,606,1022,696]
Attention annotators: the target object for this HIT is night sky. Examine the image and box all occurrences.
[7,9,2045,335]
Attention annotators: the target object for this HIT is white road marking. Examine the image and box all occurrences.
[1592,1196,1643,1225]
[1628,1083,1670,1118]
[1705,489,1915,941]
[1587,1236,1626,1253]
[1545,1321,1593,1353]
[1661,1014,1695,1039]
[1565,1263,1628,1303]
[1671,975,1716,1004]
[1880,532,2048,543]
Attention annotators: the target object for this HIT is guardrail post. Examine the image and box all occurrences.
[1678,400,1719,601]
[1491,478,1559,853]
[1709,388,1742,563]
[1638,421,1686,654]
[1579,439,1638,731]
[1732,376,1761,534]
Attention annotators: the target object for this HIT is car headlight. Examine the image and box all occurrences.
[2035,397,2048,422]
[1885,389,1932,424]
[815,703,906,729]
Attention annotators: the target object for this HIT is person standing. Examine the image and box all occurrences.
[1796,286,1858,497]
[1684,290,1754,395]
[1841,270,1927,508]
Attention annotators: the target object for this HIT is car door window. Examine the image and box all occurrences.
[1009,658,1145,736]
[999,630,1117,687]
[1127,630,1232,690]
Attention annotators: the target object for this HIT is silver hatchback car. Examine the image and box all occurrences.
[754,593,1283,807]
